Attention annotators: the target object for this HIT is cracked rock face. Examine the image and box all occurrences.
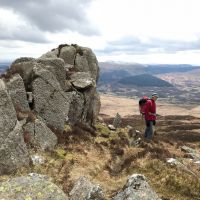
[23,119,57,151]
[0,121,30,175]
[32,66,73,131]
[0,80,30,175]
[0,80,17,134]
[0,82,30,174]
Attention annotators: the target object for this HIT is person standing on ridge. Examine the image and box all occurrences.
[144,93,158,140]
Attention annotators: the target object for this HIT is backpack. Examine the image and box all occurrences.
[139,96,149,115]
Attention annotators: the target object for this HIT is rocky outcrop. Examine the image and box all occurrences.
[69,176,104,200]
[0,80,29,175]
[0,43,100,174]
[6,44,100,131]
[113,174,161,200]
[0,173,69,200]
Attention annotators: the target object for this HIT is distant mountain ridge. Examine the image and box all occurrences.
[99,62,200,77]
[99,62,146,75]
[97,61,199,100]
[0,62,11,73]
[118,74,173,87]
[146,64,200,74]
[98,62,200,87]
[99,69,130,83]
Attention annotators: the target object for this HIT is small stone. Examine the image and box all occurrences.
[181,146,196,154]
[31,155,45,165]
[166,158,178,165]
[108,124,116,131]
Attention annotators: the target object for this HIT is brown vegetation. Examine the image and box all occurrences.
[11,112,200,200]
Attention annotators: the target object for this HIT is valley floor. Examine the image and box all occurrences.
[100,94,200,118]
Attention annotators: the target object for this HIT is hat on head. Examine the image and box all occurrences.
[151,93,159,98]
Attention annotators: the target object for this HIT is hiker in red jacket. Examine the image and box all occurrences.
[144,93,158,140]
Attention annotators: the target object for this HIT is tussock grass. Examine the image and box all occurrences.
[128,159,200,200]
[9,118,200,199]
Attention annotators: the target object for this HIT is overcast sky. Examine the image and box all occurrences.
[1,0,200,64]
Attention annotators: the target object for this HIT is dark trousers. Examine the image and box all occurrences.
[145,120,156,140]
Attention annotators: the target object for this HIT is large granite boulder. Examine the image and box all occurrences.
[0,173,69,200]
[74,46,99,81]
[82,88,101,126]
[69,176,104,200]
[6,74,30,111]
[32,44,100,129]
[23,119,57,151]
[37,57,66,90]
[0,120,30,175]
[113,174,161,200]
[9,58,37,90]
[0,79,30,175]
[32,66,73,131]
[40,48,59,59]
[0,79,17,134]
[68,91,85,125]
[2,43,100,137]
[59,45,76,65]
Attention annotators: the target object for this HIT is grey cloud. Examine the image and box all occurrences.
[99,36,200,55]
[151,38,200,53]
[0,0,98,35]
[0,23,49,43]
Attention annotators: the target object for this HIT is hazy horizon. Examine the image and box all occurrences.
[1,59,200,67]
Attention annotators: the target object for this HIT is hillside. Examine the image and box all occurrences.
[146,64,200,74]
[99,62,146,74]
[99,69,130,83]
[0,62,10,73]
[118,74,173,87]
[99,63,200,83]
[2,101,199,199]
[98,62,200,105]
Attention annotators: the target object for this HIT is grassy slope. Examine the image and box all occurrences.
[1,115,199,200]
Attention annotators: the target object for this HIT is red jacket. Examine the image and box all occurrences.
[145,99,156,121]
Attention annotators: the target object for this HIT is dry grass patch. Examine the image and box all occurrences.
[126,158,200,200]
